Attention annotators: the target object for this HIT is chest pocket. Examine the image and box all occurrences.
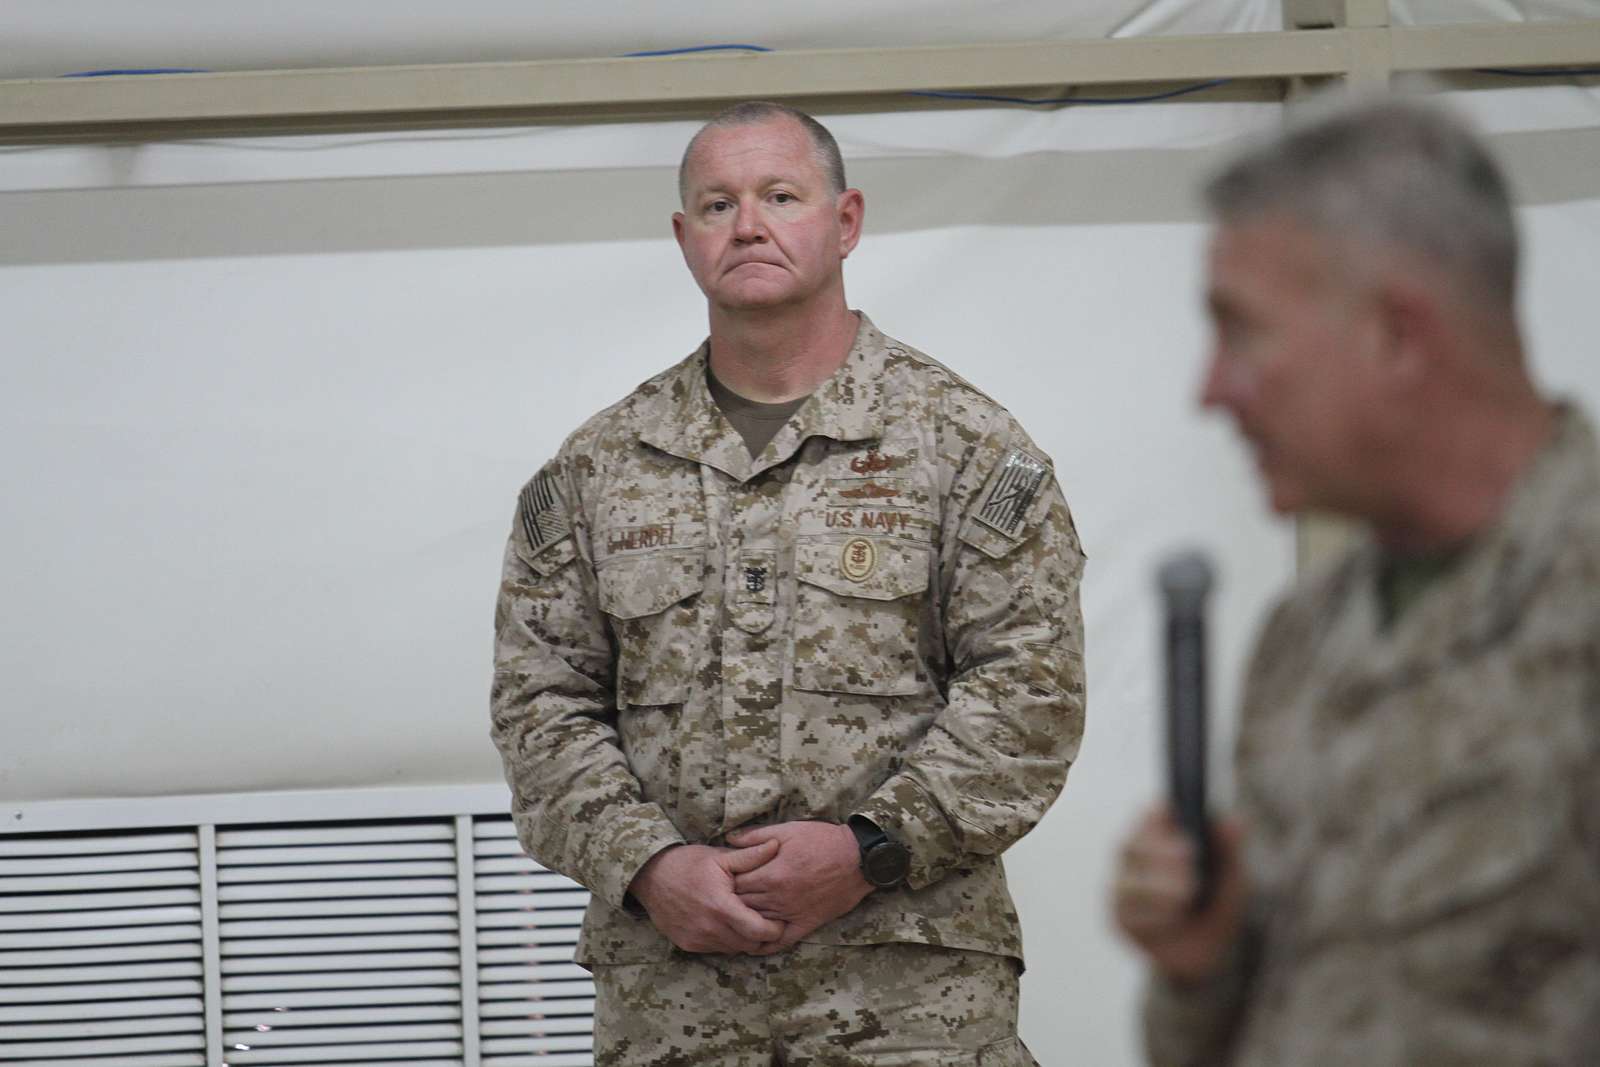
[790,537,931,696]
[597,547,707,708]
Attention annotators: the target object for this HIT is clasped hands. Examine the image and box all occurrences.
[627,820,874,956]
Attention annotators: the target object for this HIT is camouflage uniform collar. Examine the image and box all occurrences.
[1330,402,1597,692]
[1456,402,1599,631]
[638,311,888,483]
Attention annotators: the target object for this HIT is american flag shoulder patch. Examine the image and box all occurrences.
[975,448,1052,539]
[518,468,571,554]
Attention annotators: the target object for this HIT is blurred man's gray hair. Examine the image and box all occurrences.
[1206,96,1518,309]
[679,101,848,204]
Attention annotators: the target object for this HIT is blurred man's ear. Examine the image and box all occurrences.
[1374,275,1443,389]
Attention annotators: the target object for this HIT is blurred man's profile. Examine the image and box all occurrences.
[1112,96,1600,1065]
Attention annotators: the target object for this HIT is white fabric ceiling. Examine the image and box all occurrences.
[2,0,1594,81]
[2,1,1277,79]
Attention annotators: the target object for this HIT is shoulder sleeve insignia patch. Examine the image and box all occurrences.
[518,468,571,554]
[975,449,1051,539]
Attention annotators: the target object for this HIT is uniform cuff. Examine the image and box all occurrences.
[1141,936,1252,1067]
[581,804,685,912]
[851,776,964,891]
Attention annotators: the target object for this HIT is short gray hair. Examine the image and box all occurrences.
[1206,97,1518,307]
[678,101,847,204]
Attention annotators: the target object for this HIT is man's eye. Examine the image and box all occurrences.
[772,192,794,204]
[707,199,731,213]
[1218,318,1259,354]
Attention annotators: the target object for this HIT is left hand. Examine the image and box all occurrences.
[726,820,874,955]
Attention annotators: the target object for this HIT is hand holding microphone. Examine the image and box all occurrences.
[1111,549,1248,984]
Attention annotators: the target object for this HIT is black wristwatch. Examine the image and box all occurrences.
[848,815,910,889]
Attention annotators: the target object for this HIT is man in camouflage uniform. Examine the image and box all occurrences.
[491,101,1085,1065]
[1112,98,1600,1065]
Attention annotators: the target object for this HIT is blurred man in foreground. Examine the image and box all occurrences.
[1113,97,1600,1065]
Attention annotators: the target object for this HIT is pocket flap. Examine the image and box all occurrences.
[597,549,705,620]
[796,538,930,601]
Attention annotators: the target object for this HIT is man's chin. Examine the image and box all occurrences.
[1263,476,1305,516]
[715,287,797,312]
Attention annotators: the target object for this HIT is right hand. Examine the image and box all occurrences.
[627,841,786,954]
[1111,804,1247,984]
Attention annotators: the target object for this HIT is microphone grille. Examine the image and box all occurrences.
[1158,549,1215,610]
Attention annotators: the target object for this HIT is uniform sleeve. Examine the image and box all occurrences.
[1141,914,1262,1066]
[489,459,684,910]
[850,412,1086,889]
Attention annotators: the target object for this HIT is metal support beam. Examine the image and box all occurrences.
[1391,19,1600,71]
[1343,3,1392,95]
[0,19,1597,144]
[0,32,1345,144]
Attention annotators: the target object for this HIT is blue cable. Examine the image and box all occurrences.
[52,47,782,78]
[621,44,773,58]
[49,48,1234,108]
[55,53,1600,94]
[63,68,211,77]
[910,79,1233,106]
[619,44,1231,106]
[1477,66,1600,78]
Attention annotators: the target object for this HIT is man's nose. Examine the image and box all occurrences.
[733,202,766,243]
[1199,352,1241,413]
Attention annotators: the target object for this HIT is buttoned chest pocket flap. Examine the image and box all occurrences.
[597,547,707,708]
[791,537,931,696]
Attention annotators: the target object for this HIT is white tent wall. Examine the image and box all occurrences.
[3,5,1600,1066]
[1,100,1288,1065]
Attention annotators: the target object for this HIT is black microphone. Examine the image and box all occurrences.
[1158,550,1216,911]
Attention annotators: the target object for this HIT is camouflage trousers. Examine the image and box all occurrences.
[591,941,1039,1066]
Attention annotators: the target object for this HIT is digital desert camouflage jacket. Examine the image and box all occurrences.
[491,314,1086,967]
[1145,405,1600,1066]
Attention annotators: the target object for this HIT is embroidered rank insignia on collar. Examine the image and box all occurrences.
[518,468,570,553]
[849,449,895,475]
[976,449,1050,539]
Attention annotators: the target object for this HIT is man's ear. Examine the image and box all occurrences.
[671,211,687,252]
[1373,275,1443,390]
[836,189,865,259]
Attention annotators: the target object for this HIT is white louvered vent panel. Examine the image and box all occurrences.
[216,820,465,1066]
[472,817,594,1067]
[0,829,206,1067]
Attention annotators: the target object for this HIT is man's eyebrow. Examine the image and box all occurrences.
[692,175,802,199]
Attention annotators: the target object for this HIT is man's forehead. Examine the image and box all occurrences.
[683,118,820,187]
[1209,215,1339,291]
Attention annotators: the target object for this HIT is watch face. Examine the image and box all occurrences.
[863,841,910,887]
